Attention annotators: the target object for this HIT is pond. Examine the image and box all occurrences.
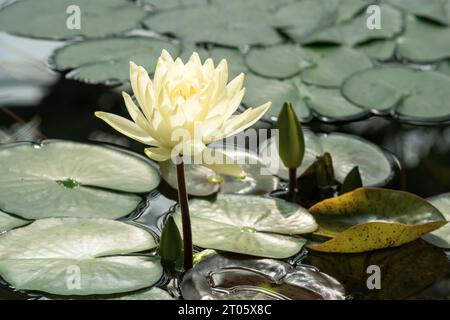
[0,0,449,301]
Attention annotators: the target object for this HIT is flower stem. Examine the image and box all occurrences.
[176,156,193,271]
[287,167,297,201]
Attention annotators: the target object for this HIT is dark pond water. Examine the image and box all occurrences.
[0,33,449,300]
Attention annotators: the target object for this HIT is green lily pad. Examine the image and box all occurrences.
[0,0,148,40]
[212,0,297,12]
[0,211,29,234]
[209,48,247,79]
[173,195,317,258]
[0,141,160,220]
[143,4,283,47]
[161,148,278,197]
[259,131,394,186]
[308,188,447,253]
[300,46,373,87]
[0,218,162,295]
[243,75,312,122]
[144,0,207,11]
[243,73,366,123]
[397,16,450,63]
[245,44,314,79]
[356,39,397,60]
[40,287,174,300]
[52,37,180,84]
[302,85,368,122]
[423,193,450,249]
[342,67,450,122]
[246,45,372,87]
[278,2,402,45]
[386,0,450,26]
[181,254,345,300]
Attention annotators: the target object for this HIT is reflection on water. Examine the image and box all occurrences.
[181,254,345,300]
[306,240,450,299]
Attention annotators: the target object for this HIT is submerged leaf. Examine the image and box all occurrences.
[173,194,317,258]
[308,240,450,299]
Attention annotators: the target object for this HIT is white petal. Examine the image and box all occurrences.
[144,147,172,162]
[201,148,245,179]
[95,112,159,146]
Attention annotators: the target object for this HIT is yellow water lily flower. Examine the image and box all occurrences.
[95,50,271,178]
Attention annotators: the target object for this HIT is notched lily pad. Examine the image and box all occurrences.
[307,188,447,253]
[342,67,450,123]
[259,131,394,186]
[173,194,317,258]
[181,253,345,300]
[423,193,450,249]
[52,37,180,84]
[0,0,148,40]
[0,140,160,220]
[0,218,162,295]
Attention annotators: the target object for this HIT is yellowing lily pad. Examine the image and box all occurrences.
[0,0,148,40]
[0,211,29,234]
[259,131,394,186]
[423,193,450,249]
[307,188,447,253]
[0,218,162,295]
[173,195,317,258]
[0,141,160,220]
